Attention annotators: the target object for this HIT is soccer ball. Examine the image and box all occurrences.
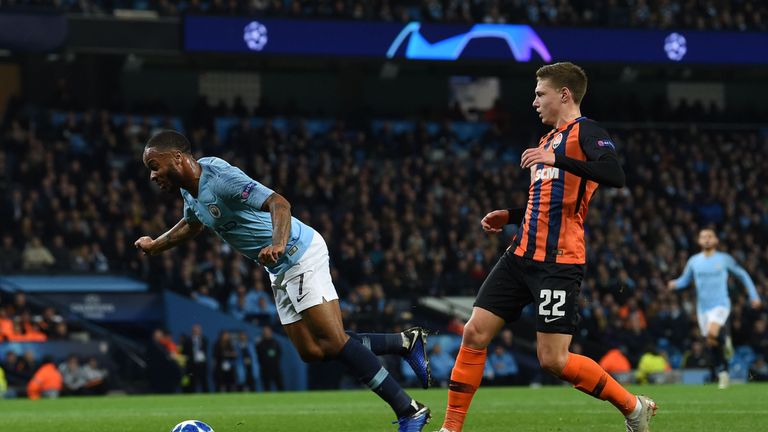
[171,420,214,432]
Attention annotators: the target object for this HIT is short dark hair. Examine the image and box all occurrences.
[536,62,588,104]
[146,130,192,154]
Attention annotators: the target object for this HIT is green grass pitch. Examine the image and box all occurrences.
[3,384,767,431]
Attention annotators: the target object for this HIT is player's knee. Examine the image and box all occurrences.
[315,334,347,358]
[297,345,325,363]
[537,349,568,375]
[462,320,493,349]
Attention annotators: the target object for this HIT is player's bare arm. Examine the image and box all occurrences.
[259,192,292,266]
[134,218,204,255]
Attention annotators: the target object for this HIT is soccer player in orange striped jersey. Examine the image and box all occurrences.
[439,63,657,432]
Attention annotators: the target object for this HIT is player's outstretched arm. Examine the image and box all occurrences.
[668,258,693,291]
[258,193,292,266]
[725,255,762,309]
[134,218,204,255]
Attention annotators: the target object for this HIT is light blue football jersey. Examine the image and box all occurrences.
[673,251,759,311]
[180,157,315,275]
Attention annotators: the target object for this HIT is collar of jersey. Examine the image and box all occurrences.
[551,116,586,135]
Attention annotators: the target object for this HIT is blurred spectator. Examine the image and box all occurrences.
[49,321,69,340]
[0,308,12,341]
[599,347,632,375]
[635,345,671,384]
[0,235,20,272]
[34,307,64,337]
[488,345,519,386]
[49,235,72,271]
[428,343,455,386]
[80,357,108,395]
[7,351,38,384]
[750,356,768,382]
[252,297,278,324]
[181,324,209,393]
[59,355,87,396]
[0,364,7,397]
[213,330,238,392]
[21,237,55,271]
[146,329,182,394]
[681,340,709,369]
[192,285,220,310]
[749,318,768,358]
[27,356,62,400]
[235,331,260,392]
[256,326,283,391]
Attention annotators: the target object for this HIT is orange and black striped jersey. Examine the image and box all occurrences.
[512,117,622,264]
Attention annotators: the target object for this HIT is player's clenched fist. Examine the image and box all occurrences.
[259,244,285,266]
[134,236,156,255]
[481,210,510,234]
[520,147,555,169]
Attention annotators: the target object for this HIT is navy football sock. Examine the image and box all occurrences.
[345,331,405,355]
[336,337,415,418]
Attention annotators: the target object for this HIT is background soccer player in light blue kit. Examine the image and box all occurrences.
[134,131,432,431]
[667,228,762,388]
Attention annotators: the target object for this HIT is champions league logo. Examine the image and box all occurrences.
[241,182,257,200]
[244,21,268,51]
[664,32,687,61]
[386,22,551,62]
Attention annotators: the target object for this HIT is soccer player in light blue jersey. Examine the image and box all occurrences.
[667,228,762,389]
[134,131,432,431]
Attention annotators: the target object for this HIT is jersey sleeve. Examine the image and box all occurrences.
[211,166,275,210]
[551,119,625,187]
[724,254,760,301]
[577,120,619,162]
[183,202,201,225]
[675,258,694,288]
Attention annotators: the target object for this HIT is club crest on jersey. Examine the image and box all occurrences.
[207,204,222,218]
[551,133,563,149]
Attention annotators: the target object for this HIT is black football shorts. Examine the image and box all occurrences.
[473,250,584,334]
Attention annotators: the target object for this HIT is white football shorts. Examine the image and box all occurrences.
[697,305,730,336]
[269,233,339,325]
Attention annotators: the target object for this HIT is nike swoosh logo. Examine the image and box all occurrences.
[544,316,563,323]
[297,293,309,302]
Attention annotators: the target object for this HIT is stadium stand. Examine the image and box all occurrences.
[1,0,766,31]
[1,99,766,391]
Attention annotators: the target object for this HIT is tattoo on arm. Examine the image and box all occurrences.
[153,220,202,253]
[268,197,292,247]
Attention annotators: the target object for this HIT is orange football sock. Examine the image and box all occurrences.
[560,353,637,416]
[442,345,487,432]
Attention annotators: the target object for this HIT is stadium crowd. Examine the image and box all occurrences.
[0,97,767,386]
[1,0,766,32]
